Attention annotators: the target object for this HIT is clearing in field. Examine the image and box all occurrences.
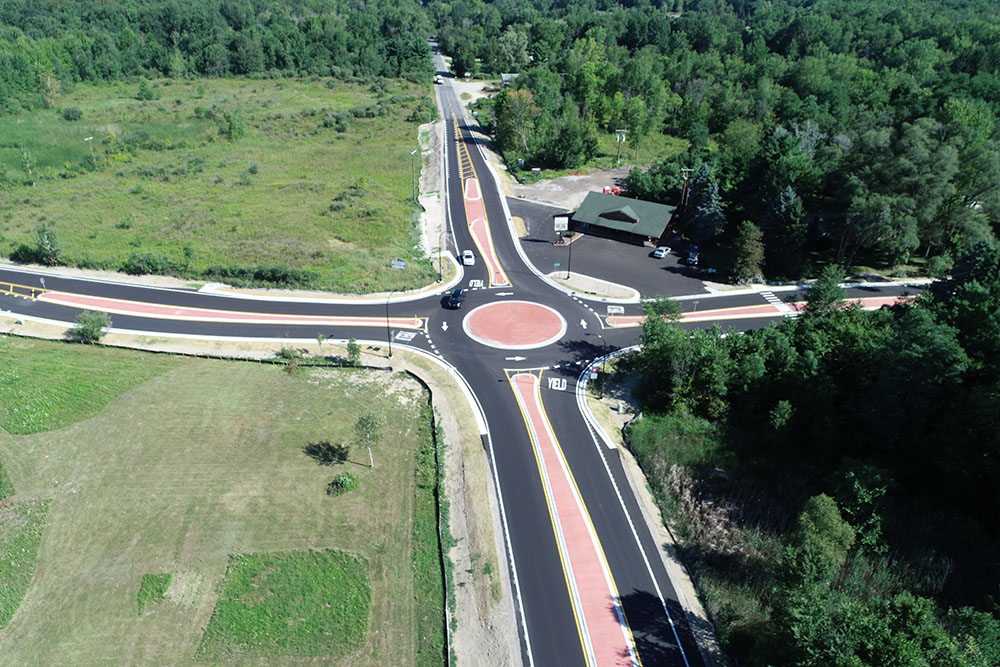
[0,336,445,665]
[0,76,437,292]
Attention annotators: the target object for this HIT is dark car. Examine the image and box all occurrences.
[446,288,466,309]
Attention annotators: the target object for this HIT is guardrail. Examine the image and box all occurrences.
[0,281,43,299]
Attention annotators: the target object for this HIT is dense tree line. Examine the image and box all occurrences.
[439,0,1000,276]
[0,0,432,113]
[628,243,1000,664]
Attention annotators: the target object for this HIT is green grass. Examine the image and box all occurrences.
[414,406,447,666]
[0,460,11,500]
[0,77,438,292]
[0,500,49,628]
[0,340,443,665]
[136,572,172,614]
[197,549,370,659]
[0,335,179,434]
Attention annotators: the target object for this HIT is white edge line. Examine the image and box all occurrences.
[576,347,692,667]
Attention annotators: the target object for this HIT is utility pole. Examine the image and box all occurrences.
[680,167,694,210]
[84,136,94,161]
[615,129,627,165]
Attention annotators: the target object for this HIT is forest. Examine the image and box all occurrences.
[436,0,1000,279]
[0,0,432,111]
[627,242,1000,664]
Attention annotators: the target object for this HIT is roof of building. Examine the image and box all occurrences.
[572,192,675,238]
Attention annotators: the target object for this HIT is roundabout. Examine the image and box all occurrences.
[462,300,567,349]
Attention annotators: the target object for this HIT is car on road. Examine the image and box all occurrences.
[434,75,443,84]
[651,246,671,259]
[446,288,465,309]
[461,249,476,265]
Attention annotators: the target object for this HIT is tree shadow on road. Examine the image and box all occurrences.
[614,589,706,667]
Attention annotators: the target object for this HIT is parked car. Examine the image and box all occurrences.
[651,246,671,259]
[686,243,700,265]
[446,288,466,309]
[461,249,476,266]
[434,75,443,84]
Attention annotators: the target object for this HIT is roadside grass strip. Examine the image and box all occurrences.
[0,335,178,434]
[136,573,172,614]
[197,549,371,660]
[0,500,49,628]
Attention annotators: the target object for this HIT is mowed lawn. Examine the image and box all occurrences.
[0,337,441,665]
[0,76,437,292]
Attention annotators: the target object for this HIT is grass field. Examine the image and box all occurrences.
[0,500,49,629]
[0,336,445,664]
[0,76,437,292]
[136,572,172,614]
[198,550,370,660]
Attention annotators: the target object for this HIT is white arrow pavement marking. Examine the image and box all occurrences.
[505,355,527,361]
[580,319,588,329]
[442,321,449,331]
[497,291,514,296]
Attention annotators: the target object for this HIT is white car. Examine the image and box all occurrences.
[461,250,476,266]
[651,246,671,259]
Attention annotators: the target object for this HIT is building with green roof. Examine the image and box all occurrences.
[570,192,675,245]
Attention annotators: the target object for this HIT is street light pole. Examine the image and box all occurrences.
[615,129,627,165]
[84,136,94,162]
[410,149,418,203]
[567,236,573,280]
[385,289,398,358]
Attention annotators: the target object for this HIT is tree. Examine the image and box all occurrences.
[34,223,62,266]
[224,109,246,141]
[731,221,765,284]
[804,265,846,314]
[494,88,539,156]
[762,186,807,279]
[690,180,727,242]
[354,411,383,449]
[347,337,361,367]
[71,311,111,344]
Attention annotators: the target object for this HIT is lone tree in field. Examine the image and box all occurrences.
[355,410,384,467]
[71,311,111,343]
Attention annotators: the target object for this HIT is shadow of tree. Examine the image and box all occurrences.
[302,441,349,466]
[615,589,706,667]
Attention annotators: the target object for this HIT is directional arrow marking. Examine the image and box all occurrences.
[496,291,514,296]
[505,355,527,361]
[580,319,588,329]
[442,321,449,331]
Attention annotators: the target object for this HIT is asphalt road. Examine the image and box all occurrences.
[0,66,927,667]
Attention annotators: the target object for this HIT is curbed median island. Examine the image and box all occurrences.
[197,549,371,660]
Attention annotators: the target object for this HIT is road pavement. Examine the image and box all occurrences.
[0,68,927,667]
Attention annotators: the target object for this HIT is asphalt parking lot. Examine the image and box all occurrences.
[509,197,709,298]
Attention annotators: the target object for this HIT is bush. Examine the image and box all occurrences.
[71,311,111,343]
[326,472,358,496]
[202,264,318,288]
[278,347,302,360]
[122,252,173,275]
[61,107,82,121]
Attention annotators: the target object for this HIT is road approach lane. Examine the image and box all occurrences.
[0,67,929,666]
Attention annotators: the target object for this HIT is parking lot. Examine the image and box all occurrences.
[509,197,709,298]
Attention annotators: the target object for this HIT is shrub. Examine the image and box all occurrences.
[347,338,361,366]
[122,252,173,275]
[202,264,318,289]
[278,347,302,360]
[71,311,111,343]
[61,107,82,121]
[326,472,358,496]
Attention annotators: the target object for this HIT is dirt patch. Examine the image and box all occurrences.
[510,167,632,211]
